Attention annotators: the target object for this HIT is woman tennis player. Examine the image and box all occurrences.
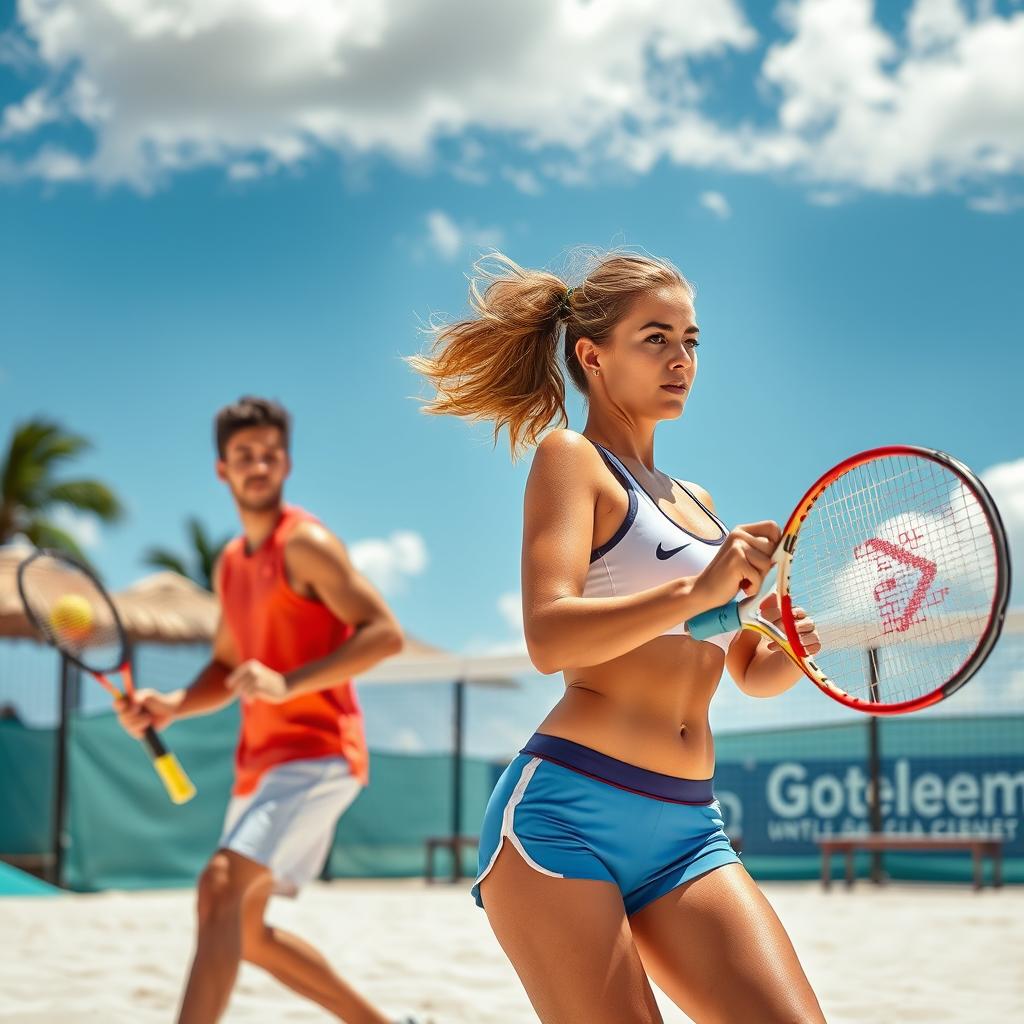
[411,252,827,1023]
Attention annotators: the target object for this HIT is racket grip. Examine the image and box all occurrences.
[687,601,742,641]
[142,726,197,805]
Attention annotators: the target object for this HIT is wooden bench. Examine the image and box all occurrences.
[817,834,1004,891]
[424,836,478,884]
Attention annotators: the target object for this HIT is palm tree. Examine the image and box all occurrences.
[0,419,124,562]
[144,517,230,592]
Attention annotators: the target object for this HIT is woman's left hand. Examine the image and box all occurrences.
[759,593,822,656]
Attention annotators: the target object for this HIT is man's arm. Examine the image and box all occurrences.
[116,558,240,736]
[226,522,404,702]
[167,624,239,718]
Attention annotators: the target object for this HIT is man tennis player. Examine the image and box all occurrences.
[117,396,417,1024]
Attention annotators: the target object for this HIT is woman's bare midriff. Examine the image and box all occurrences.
[535,634,726,781]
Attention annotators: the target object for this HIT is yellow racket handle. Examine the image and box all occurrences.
[153,751,197,805]
[143,726,197,804]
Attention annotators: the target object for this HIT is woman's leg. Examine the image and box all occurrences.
[481,841,663,1024]
[629,863,825,1024]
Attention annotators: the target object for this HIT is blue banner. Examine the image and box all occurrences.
[714,755,1024,855]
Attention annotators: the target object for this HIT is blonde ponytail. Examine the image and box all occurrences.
[408,252,569,457]
[409,249,690,457]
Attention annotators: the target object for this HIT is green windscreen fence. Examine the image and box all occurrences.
[1,704,495,891]
[0,719,54,859]
[0,708,1021,891]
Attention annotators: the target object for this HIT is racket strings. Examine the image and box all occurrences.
[19,554,125,673]
[788,454,999,706]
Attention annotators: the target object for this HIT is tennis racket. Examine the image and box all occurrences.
[685,445,1011,714]
[17,548,196,804]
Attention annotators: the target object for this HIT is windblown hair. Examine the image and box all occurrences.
[214,395,291,458]
[408,250,691,457]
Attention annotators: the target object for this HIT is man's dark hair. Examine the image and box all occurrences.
[215,396,291,458]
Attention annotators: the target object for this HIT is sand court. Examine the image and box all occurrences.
[2,879,1021,1023]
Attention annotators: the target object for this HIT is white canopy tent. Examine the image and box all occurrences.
[361,636,531,685]
[360,636,536,878]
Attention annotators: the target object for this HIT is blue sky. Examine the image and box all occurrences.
[2,1,1023,749]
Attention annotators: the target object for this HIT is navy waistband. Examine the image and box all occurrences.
[520,733,715,804]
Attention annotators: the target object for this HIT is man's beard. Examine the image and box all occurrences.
[234,486,283,513]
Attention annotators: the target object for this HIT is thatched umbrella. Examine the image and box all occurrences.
[0,544,76,640]
[112,571,218,644]
[0,547,223,647]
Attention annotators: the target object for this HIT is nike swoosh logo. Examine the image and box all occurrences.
[656,542,691,560]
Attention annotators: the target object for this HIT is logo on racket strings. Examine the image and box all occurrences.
[854,530,949,634]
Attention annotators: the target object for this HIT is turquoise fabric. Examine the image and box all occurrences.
[0,711,1020,890]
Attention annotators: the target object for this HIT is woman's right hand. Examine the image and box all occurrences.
[691,521,782,611]
[115,689,180,738]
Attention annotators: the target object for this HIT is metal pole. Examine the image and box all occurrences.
[451,679,466,882]
[51,654,74,888]
[867,646,884,884]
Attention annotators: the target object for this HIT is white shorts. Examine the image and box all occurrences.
[218,756,362,896]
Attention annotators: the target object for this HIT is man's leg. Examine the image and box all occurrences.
[240,877,391,1024]
[178,849,269,1024]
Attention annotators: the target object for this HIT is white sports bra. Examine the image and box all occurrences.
[583,441,739,653]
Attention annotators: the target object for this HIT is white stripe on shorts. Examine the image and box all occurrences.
[473,757,564,894]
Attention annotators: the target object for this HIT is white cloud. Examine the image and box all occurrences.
[0,27,39,75]
[1,0,1022,206]
[807,189,847,206]
[422,210,503,262]
[756,0,1024,195]
[0,88,58,138]
[907,0,968,53]
[492,591,527,655]
[473,638,530,656]
[981,457,1024,603]
[390,727,426,753]
[24,146,87,182]
[1006,669,1024,704]
[51,506,102,550]
[227,161,262,182]
[425,211,462,262]
[825,504,999,637]
[502,167,543,195]
[349,530,427,595]
[0,0,756,188]
[811,457,1020,637]
[497,591,524,634]
[765,0,896,134]
[464,591,528,656]
[967,192,1024,214]
[699,190,732,218]
[472,712,536,757]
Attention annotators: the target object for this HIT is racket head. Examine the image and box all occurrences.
[16,548,130,678]
[775,445,1010,714]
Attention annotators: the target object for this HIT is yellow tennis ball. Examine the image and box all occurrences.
[49,594,95,644]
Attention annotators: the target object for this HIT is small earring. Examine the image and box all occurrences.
[593,370,600,376]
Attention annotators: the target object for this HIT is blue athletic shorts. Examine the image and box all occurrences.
[472,733,739,916]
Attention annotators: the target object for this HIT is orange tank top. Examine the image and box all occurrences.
[219,505,369,795]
